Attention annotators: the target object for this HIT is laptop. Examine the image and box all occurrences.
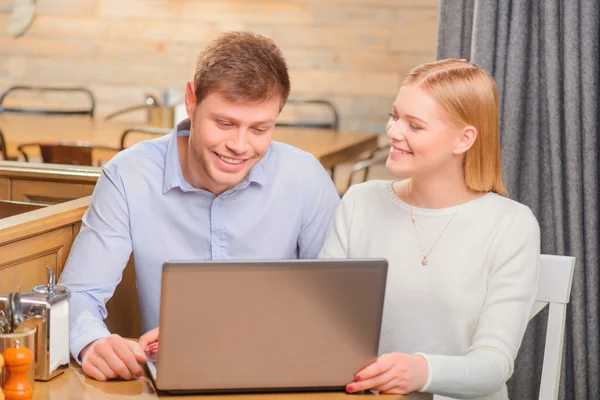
[147,258,388,394]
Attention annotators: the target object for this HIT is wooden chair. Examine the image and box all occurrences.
[17,142,120,166]
[119,126,171,150]
[0,128,17,161]
[529,254,576,400]
[277,99,339,130]
[0,85,95,117]
[434,254,575,400]
[277,99,340,178]
[104,94,160,121]
[343,142,389,193]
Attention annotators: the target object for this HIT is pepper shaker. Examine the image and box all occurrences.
[2,340,33,400]
[0,352,4,400]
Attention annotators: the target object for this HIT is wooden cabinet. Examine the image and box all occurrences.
[0,161,100,204]
[11,180,95,204]
[0,197,88,291]
[0,226,74,293]
[0,162,140,339]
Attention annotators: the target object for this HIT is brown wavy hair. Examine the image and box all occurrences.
[193,31,290,109]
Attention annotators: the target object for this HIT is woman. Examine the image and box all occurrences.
[319,59,540,399]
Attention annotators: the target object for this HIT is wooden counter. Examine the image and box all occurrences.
[31,362,432,400]
[0,161,101,204]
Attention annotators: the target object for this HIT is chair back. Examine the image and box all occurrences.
[120,126,171,150]
[105,94,161,121]
[277,99,339,130]
[344,142,389,191]
[40,143,93,165]
[0,85,95,117]
[530,254,576,400]
[18,142,119,166]
[0,128,9,160]
[433,254,575,400]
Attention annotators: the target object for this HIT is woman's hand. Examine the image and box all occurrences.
[346,353,429,394]
[138,327,159,353]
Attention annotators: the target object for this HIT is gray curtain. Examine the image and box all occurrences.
[436,1,599,399]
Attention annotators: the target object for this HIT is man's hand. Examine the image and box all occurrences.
[80,334,147,381]
[139,327,159,353]
[346,353,429,394]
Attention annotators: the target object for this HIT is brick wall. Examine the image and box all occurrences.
[0,0,439,132]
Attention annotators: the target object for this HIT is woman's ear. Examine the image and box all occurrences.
[453,125,478,155]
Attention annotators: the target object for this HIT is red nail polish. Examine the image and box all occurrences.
[354,375,361,382]
[346,384,353,392]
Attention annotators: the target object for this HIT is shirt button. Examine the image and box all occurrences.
[213,238,220,245]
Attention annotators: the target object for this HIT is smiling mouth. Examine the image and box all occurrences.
[390,147,412,155]
[215,152,247,165]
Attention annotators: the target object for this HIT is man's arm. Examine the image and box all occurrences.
[59,164,145,380]
[297,158,341,259]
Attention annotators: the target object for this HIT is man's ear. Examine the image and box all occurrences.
[453,125,478,155]
[184,81,196,120]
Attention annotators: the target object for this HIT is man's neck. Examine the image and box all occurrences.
[177,135,228,195]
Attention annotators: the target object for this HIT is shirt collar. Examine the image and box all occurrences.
[162,118,269,195]
[162,119,190,194]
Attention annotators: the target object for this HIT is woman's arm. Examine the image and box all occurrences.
[348,205,541,398]
[318,186,357,259]
[420,206,541,398]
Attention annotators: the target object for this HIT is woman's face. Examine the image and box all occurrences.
[385,84,469,178]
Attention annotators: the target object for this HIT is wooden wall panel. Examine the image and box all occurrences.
[0,0,439,132]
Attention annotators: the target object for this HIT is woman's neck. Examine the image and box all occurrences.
[394,167,477,209]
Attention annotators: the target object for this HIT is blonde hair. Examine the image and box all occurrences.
[403,58,507,196]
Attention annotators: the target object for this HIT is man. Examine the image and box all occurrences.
[59,31,340,382]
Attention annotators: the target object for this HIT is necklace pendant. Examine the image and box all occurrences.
[421,257,428,266]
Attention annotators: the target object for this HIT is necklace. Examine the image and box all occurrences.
[408,186,468,266]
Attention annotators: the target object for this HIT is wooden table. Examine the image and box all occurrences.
[30,362,432,400]
[0,114,378,169]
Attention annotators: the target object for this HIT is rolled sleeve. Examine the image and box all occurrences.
[69,308,112,364]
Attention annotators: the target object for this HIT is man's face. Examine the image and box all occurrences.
[183,82,280,194]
